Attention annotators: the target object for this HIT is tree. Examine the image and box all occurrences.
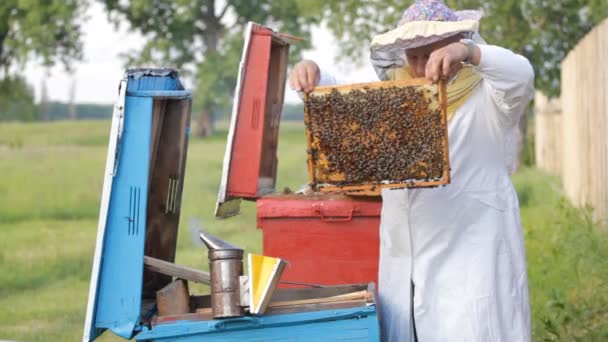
[0,0,86,121]
[101,0,317,136]
[0,76,37,121]
[304,0,608,97]
[516,0,608,97]
[0,0,85,76]
[446,0,608,97]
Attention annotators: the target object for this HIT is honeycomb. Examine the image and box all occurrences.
[304,81,449,191]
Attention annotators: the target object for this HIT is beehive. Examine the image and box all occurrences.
[304,79,449,192]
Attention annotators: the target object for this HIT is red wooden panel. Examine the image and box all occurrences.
[261,217,380,288]
[226,29,273,198]
[257,196,381,221]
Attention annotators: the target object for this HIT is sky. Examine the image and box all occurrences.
[23,2,378,105]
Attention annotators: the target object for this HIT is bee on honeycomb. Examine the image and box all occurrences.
[305,84,447,188]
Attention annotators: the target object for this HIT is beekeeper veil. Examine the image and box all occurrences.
[369,0,485,81]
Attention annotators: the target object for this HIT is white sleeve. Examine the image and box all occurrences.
[293,65,376,100]
[318,68,338,86]
[474,44,535,128]
[319,65,380,84]
[294,67,340,100]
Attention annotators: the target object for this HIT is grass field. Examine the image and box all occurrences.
[0,120,607,341]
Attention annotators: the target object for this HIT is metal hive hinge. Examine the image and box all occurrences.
[127,186,141,235]
[165,176,180,214]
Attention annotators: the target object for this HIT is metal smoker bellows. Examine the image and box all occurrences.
[199,231,244,318]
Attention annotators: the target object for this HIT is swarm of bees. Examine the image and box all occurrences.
[305,84,447,188]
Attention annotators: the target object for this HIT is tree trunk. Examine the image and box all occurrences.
[0,30,7,77]
[68,78,77,120]
[194,0,221,137]
[195,109,214,137]
[39,78,49,121]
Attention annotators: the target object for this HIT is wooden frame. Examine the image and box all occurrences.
[148,283,376,326]
[215,23,291,218]
[304,79,450,193]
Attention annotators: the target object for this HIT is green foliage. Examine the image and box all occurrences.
[517,0,608,97]
[513,168,608,340]
[0,76,37,121]
[102,0,315,115]
[0,1,86,122]
[1,95,113,122]
[0,0,85,74]
[448,0,608,97]
[42,102,113,121]
[308,0,608,97]
[193,32,243,112]
[296,0,402,64]
[523,112,536,167]
[446,0,530,54]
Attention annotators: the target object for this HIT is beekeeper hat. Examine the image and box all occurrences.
[370,0,483,79]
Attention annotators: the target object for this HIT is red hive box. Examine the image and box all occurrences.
[257,195,380,287]
[216,23,381,288]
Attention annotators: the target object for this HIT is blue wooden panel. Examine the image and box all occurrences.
[127,90,191,99]
[136,307,380,341]
[149,317,377,341]
[94,95,153,339]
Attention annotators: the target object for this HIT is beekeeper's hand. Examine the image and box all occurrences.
[289,60,320,93]
[425,41,480,83]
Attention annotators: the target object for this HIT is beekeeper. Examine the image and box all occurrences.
[288,0,535,341]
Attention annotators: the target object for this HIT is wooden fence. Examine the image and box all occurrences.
[559,19,608,222]
[534,92,562,176]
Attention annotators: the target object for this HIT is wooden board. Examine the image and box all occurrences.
[148,100,166,191]
[154,284,376,326]
[304,79,449,193]
[258,37,289,195]
[144,256,210,285]
[187,284,371,309]
[264,299,369,315]
[269,290,372,308]
[270,284,369,302]
[143,98,192,297]
[156,279,191,316]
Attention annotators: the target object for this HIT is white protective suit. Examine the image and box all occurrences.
[317,44,535,341]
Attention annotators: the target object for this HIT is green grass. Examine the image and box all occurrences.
[0,120,606,341]
[513,169,608,340]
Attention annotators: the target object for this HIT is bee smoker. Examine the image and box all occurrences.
[199,231,245,318]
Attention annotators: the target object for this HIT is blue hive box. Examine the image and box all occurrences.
[83,68,194,341]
